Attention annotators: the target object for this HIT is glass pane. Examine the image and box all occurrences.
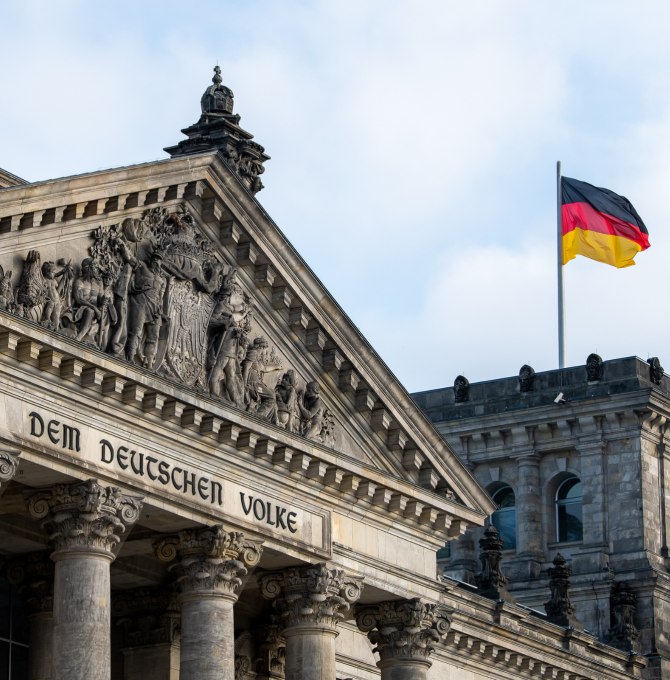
[558,477,581,501]
[493,486,515,508]
[0,641,8,680]
[558,501,583,542]
[10,644,29,680]
[436,542,451,559]
[0,577,9,640]
[492,509,516,549]
[9,588,29,646]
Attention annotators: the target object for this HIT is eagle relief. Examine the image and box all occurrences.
[6,205,337,448]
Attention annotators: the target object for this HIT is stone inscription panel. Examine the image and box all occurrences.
[15,403,326,550]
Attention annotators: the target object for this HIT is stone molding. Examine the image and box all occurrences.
[154,524,263,598]
[355,598,452,665]
[259,563,363,632]
[112,586,181,647]
[6,550,54,616]
[25,478,143,559]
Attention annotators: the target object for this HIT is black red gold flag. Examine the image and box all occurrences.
[561,177,650,268]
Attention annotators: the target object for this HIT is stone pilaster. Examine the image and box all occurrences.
[254,615,286,680]
[0,448,20,497]
[6,551,54,680]
[474,525,516,603]
[154,525,263,680]
[112,586,181,680]
[26,478,143,680]
[259,563,364,680]
[355,598,452,680]
[544,553,583,630]
[514,453,545,561]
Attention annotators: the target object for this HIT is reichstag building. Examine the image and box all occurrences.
[0,67,657,680]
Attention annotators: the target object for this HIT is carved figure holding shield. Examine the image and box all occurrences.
[72,258,104,343]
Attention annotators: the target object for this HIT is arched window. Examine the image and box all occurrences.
[491,485,516,550]
[556,476,583,542]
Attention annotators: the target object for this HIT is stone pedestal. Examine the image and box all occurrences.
[154,525,263,680]
[259,563,363,680]
[26,479,143,680]
[355,598,452,680]
[515,454,545,561]
[6,550,54,680]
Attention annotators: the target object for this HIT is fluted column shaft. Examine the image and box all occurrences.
[355,598,452,680]
[26,479,143,680]
[154,525,263,680]
[259,563,364,680]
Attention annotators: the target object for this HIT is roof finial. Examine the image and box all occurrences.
[212,65,222,85]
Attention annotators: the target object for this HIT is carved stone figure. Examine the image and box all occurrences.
[109,230,140,358]
[474,525,515,603]
[71,257,104,343]
[255,615,286,680]
[648,357,664,385]
[244,337,283,419]
[275,370,300,432]
[454,375,470,403]
[40,260,73,332]
[300,381,324,439]
[543,553,582,629]
[586,352,604,381]
[16,250,47,320]
[126,252,167,369]
[0,264,13,312]
[608,581,638,652]
[519,364,535,392]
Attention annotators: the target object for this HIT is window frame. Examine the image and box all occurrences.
[555,476,583,543]
[490,484,517,551]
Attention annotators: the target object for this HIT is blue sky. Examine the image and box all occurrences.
[2,1,670,392]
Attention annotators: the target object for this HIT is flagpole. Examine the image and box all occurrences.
[557,161,566,368]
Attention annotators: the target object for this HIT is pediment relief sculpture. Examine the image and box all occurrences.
[5,204,337,447]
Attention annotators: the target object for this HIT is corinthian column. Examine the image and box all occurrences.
[154,525,263,680]
[26,479,143,680]
[259,563,364,680]
[355,599,452,680]
[6,551,54,680]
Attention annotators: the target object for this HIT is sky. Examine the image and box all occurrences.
[2,0,670,393]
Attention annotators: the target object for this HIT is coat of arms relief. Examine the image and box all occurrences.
[5,205,336,447]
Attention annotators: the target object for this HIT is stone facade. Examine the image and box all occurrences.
[412,356,670,679]
[0,68,646,680]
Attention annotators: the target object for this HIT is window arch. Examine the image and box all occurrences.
[556,476,583,542]
[490,485,516,550]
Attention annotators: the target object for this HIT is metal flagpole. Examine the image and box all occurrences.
[557,161,566,368]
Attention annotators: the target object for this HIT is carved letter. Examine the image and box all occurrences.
[276,506,287,530]
[266,501,275,526]
[117,446,129,470]
[171,467,183,490]
[253,498,266,521]
[47,420,60,445]
[241,493,252,515]
[287,512,297,534]
[130,451,144,476]
[100,439,114,464]
[183,471,196,495]
[62,425,80,451]
[158,461,170,485]
[211,481,222,505]
[146,456,158,480]
[29,412,44,438]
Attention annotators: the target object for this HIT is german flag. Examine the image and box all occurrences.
[562,177,650,268]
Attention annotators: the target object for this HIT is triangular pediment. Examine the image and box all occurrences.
[0,155,495,519]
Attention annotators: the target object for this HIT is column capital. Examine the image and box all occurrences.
[0,448,21,494]
[26,478,143,560]
[154,524,263,600]
[511,451,540,464]
[259,563,364,633]
[112,586,181,647]
[6,550,54,617]
[355,598,452,666]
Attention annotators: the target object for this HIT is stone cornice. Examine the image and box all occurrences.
[0,312,484,545]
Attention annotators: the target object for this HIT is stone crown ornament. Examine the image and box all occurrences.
[154,525,263,597]
[259,563,364,631]
[26,478,143,558]
[355,598,452,663]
